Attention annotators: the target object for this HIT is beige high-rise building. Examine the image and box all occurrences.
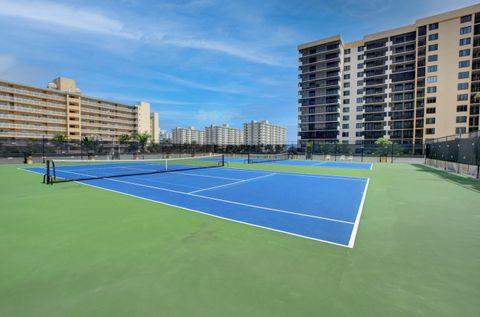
[205,124,244,145]
[150,112,160,144]
[243,120,286,145]
[171,126,205,145]
[298,4,480,147]
[0,77,160,142]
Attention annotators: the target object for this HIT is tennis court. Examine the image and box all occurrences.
[23,155,369,247]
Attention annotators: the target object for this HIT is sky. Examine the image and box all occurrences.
[0,0,478,142]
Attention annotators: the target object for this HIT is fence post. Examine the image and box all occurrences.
[42,135,46,163]
[390,142,394,163]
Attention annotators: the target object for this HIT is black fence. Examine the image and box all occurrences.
[0,137,429,164]
[425,132,480,178]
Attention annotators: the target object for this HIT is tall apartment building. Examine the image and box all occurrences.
[171,126,205,145]
[298,4,480,147]
[150,112,160,143]
[0,77,160,142]
[205,124,244,145]
[244,120,286,145]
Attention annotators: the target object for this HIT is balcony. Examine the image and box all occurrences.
[0,122,65,131]
[0,95,66,109]
[0,104,65,117]
[0,85,66,101]
[0,113,66,124]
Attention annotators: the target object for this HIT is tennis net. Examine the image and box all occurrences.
[247,153,289,164]
[43,155,225,184]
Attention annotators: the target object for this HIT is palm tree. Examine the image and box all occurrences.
[118,134,131,144]
[132,132,150,153]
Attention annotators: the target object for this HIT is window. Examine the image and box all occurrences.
[344,57,351,62]
[428,55,438,62]
[428,33,438,41]
[344,74,350,80]
[426,118,435,124]
[457,94,468,101]
[458,71,469,79]
[356,115,363,120]
[344,82,350,88]
[460,26,472,34]
[358,46,364,52]
[357,89,363,95]
[459,60,470,68]
[342,132,349,137]
[426,107,436,114]
[356,97,363,103]
[345,49,351,54]
[342,124,349,129]
[425,128,436,135]
[343,107,350,112]
[427,97,436,104]
[343,91,350,96]
[356,132,363,137]
[344,65,350,71]
[456,127,467,134]
[429,23,439,30]
[461,15,472,23]
[358,55,364,60]
[343,115,350,120]
[356,106,363,111]
[427,86,437,93]
[357,72,363,77]
[343,99,350,104]
[356,123,363,128]
[357,80,363,86]
[459,38,471,46]
[308,48,316,55]
[458,83,469,90]
[456,116,467,123]
[427,76,437,83]
[457,105,468,112]
[427,65,438,72]
[428,44,438,51]
[358,63,364,69]
[459,49,471,57]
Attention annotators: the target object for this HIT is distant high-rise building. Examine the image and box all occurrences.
[298,4,480,147]
[149,112,160,143]
[205,124,244,145]
[243,120,286,145]
[0,77,159,142]
[171,126,205,145]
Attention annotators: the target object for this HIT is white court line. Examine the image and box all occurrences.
[188,173,277,194]
[311,162,327,166]
[174,171,243,181]
[347,178,370,248]
[50,169,354,225]
[19,167,357,248]
[224,167,368,182]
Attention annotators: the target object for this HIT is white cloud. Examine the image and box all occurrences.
[0,0,290,67]
[196,109,242,124]
[0,0,139,39]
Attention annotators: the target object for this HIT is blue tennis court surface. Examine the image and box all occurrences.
[260,159,373,170]
[220,157,372,170]
[22,163,369,248]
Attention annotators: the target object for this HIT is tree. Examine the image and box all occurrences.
[374,137,393,145]
[118,134,131,144]
[132,132,150,153]
[374,137,392,157]
[52,134,67,141]
[474,92,480,102]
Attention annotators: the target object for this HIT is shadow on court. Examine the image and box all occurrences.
[412,164,480,193]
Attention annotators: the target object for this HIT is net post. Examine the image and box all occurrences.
[43,160,50,184]
[222,154,225,166]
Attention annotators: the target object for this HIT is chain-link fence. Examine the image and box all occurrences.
[425,132,480,178]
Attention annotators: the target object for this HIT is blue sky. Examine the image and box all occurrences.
[0,0,477,141]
